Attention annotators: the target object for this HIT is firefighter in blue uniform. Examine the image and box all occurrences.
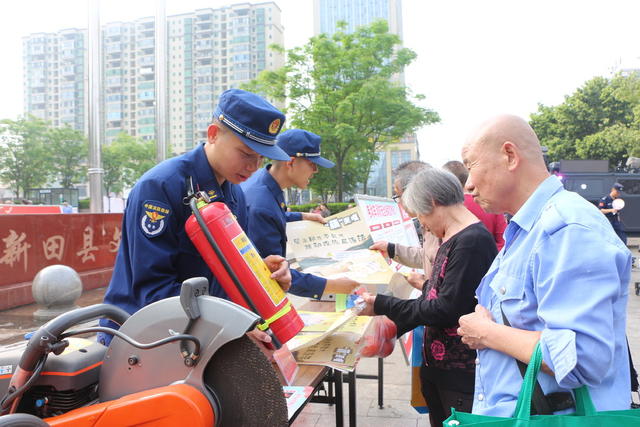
[241,129,359,299]
[599,182,627,244]
[98,89,292,345]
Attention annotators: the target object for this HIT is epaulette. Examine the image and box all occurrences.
[538,202,567,236]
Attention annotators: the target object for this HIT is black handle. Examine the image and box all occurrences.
[19,304,129,371]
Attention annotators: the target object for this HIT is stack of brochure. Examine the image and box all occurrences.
[289,310,373,372]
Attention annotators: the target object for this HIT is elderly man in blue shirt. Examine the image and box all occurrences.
[457,114,631,415]
[242,129,359,298]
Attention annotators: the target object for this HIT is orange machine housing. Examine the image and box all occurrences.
[185,202,303,344]
[45,384,214,426]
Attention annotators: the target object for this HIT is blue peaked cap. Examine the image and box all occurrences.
[276,129,335,168]
[213,89,289,161]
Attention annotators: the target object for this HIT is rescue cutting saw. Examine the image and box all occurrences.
[0,278,289,426]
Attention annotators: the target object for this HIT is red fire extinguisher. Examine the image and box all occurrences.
[185,195,304,346]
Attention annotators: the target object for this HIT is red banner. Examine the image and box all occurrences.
[0,204,64,215]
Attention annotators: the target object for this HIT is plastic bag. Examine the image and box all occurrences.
[359,315,397,358]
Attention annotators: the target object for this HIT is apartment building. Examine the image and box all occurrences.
[23,2,284,154]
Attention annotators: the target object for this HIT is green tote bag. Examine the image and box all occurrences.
[444,342,640,426]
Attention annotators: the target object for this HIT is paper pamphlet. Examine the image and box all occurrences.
[286,207,372,259]
[287,309,359,352]
[286,207,395,286]
[355,194,423,275]
[297,249,395,285]
[290,310,374,372]
[294,328,370,372]
[387,272,418,299]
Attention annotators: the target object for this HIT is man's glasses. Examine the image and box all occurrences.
[392,194,400,202]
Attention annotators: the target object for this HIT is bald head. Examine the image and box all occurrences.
[466,114,545,167]
[462,114,550,215]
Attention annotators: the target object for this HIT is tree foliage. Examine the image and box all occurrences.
[103,133,156,196]
[244,20,439,201]
[577,124,640,167]
[530,73,640,167]
[0,116,51,198]
[0,116,158,199]
[48,126,88,188]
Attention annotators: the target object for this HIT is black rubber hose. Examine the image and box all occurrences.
[0,355,48,414]
[59,326,201,356]
[18,304,129,372]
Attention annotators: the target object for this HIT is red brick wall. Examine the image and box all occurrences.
[0,214,122,310]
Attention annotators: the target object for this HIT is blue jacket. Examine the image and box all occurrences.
[101,144,247,325]
[241,167,327,299]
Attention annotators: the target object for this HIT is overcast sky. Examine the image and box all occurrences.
[1,0,639,165]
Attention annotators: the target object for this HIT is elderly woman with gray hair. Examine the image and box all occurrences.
[360,167,497,426]
[370,160,440,287]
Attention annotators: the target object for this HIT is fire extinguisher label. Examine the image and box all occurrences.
[231,233,286,307]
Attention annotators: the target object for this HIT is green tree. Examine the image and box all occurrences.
[576,124,640,168]
[611,71,640,128]
[102,133,157,196]
[244,20,439,201]
[530,73,639,165]
[123,137,156,185]
[102,134,130,196]
[48,126,88,188]
[0,116,51,198]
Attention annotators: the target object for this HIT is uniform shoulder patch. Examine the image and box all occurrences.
[539,202,567,235]
[140,200,171,238]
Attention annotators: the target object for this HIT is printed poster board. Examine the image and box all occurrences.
[355,194,422,275]
[286,207,394,285]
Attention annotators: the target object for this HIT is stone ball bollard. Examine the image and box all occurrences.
[32,264,83,321]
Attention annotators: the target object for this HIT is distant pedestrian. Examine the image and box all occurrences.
[312,203,330,217]
[61,201,73,214]
[599,182,626,244]
[319,203,331,218]
[442,160,507,250]
[370,160,438,288]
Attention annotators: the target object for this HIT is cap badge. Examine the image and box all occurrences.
[268,119,281,135]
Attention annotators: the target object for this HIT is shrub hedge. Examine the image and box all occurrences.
[288,202,353,215]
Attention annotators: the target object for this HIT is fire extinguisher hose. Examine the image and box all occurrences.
[188,197,282,348]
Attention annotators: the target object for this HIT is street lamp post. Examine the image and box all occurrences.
[87,0,103,212]
[155,0,168,163]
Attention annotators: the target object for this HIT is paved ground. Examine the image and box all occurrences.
[0,288,106,345]
[1,239,639,426]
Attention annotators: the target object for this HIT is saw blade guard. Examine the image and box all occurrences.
[98,294,288,425]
